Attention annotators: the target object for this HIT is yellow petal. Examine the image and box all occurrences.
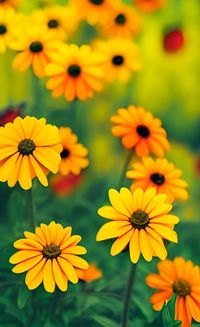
[96,221,131,241]
[18,156,32,190]
[141,188,157,211]
[147,233,167,260]
[9,250,41,264]
[150,224,178,243]
[62,245,87,255]
[26,258,46,290]
[12,255,43,273]
[129,229,140,264]
[13,238,43,250]
[57,256,78,284]
[108,188,130,217]
[150,214,180,224]
[52,258,68,291]
[139,230,153,262]
[111,229,133,256]
[43,260,55,293]
[60,235,81,250]
[148,203,172,218]
[33,147,60,174]
[60,254,89,270]
[145,194,168,214]
[29,155,48,187]
[132,188,144,211]
[120,187,134,214]
[97,206,128,221]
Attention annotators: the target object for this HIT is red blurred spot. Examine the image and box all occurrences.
[164,29,185,53]
[195,157,200,177]
[51,173,83,196]
[0,103,24,126]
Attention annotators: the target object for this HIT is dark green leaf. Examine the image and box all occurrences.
[17,285,31,309]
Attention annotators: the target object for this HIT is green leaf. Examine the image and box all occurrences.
[17,285,31,309]
[162,295,181,327]
[92,315,118,327]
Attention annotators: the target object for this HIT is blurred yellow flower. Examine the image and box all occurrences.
[94,38,140,83]
[9,221,89,293]
[135,0,165,12]
[96,187,179,263]
[45,44,105,102]
[111,106,170,157]
[76,263,102,282]
[127,157,188,203]
[146,257,200,327]
[59,127,89,176]
[13,27,59,78]
[0,0,20,9]
[100,2,140,38]
[0,116,62,190]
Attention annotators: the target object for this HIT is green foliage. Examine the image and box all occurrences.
[162,295,181,327]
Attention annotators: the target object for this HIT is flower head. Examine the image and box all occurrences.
[9,221,89,293]
[0,103,24,126]
[146,257,200,327]
[111,106,170,157]
[96,187,179,263]
[93,38,140,83]
[76,263,102,282]
[127,157,188,203]
[45,44,105,101]
[135,0,165,12]
[59,127,89,176]
[0,116,62,190]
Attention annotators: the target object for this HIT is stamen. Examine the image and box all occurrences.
[18,139,36,156]
[42,244,61,259]
[173,279,191,297]
[130,210,149,229]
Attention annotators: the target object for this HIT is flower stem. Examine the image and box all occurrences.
[27,188,36,230]
[121,264,137,327]
[118,150,133,187]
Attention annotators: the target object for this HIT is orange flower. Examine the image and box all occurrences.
[146,257,200,327]
[76,263,102,282]
[51,173,83,197]
[135,0,165,12]
[111,106,170,157]
[0,0,20,9]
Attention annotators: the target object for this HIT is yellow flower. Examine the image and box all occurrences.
[31,5,80,41]
[93,38,140,83]
[45,43,105,102]
[0,116,62,190]
[127,157,188,203]
[146,257,200,327]
[100,2,140,38]
[9,221,89,293]
[76,263,102,282]
[135,0,165,12]
[59,127,89,176]
[96,187,179,263]
[13,27,59,78]
[0,0,20,9]
[111,106,170,157]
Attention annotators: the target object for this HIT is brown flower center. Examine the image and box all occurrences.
[68,65,81,77]
[48,19,59,28]
[173,279,191,297]
[115,13,126,25]
[136,125,150,138]
[151,173,165,185]
[60,148,70,158]
[89,0,104,4]
[29,41,43,53]
[112,55,124,66]
[18,139,36,155]
[42,244,61,259]
[0,24,7,35]
[130,210,149,229]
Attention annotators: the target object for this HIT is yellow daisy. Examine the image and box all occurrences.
[0,116,62,190]
[76,263,102,282]
[13,27,59,78]
[127,157,188,203]
[9,221,89,293]
[93,38,140,83]
[59,127,89,176]
[45,43,105,102]
[0,0,20,9]
[96,187,179,263]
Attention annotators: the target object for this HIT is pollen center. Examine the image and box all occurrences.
[68,65,81,77]
[61,148,70,158]
[136,125,150,138]
[42,244,61,259]
[112,55,124,66]
[29,41,43,53]
[115,13,126,25]
[18,139,36,156]
[151,173,165,185]
[48,19,59,28]
[173,279,191,297]
[0,24,7,35]
[89,0,104,5]
[130,210,149,229]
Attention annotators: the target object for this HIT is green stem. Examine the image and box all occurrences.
[121,264,137,327]
[118,150,133,188]
[27,188,36,230]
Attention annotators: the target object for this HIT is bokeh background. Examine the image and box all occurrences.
[0,0,200,326]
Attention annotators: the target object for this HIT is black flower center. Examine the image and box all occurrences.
[130,210,149,229]
[61,148,70,158]
[0,24,7,35]
[29,41,43,53]
[18,139,36,156]
[151,173,165,185]
[48,19,59,28]
[112,55,124,66]
[136,125,150,138]
[115,13,126,25]
[68,65,81,77]
[173,279,191,297]
[42,244,61,259]
[89,0,104,4]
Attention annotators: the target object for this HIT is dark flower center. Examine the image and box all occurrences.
[0,24,7,35]
[42,244,61,259]
[29,41,43,53]
[151,173,165,185]
[136,125,150,138]
[61,148,70,158]
[48,19,59,29]
[18,139,36,155]
[89,0,104,5]
[115,13,126,25]
[112,55,124,66]
[173,279,191,297]
[130,210,149,229]
[68,65,81,77]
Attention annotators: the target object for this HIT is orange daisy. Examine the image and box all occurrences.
[135,0,165,12]
[111,106,170,157]
[127,157,188,203]
[0,0,20,9]
[146,257,200,327]
[76,263,102,282]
